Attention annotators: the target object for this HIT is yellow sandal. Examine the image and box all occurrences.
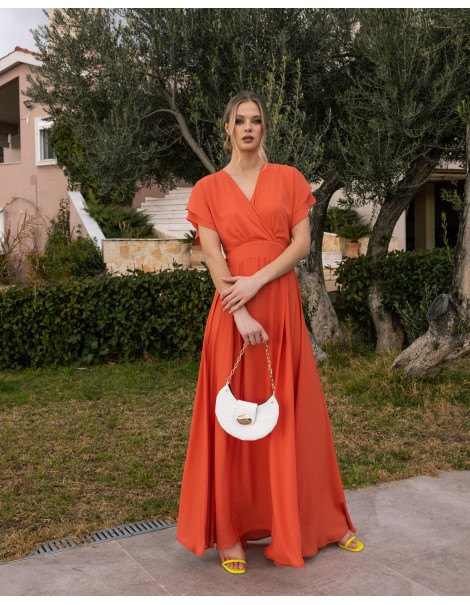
[221,558,247,574]
[338,535,364,552]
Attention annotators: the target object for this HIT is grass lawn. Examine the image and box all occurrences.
[0,345,469,563]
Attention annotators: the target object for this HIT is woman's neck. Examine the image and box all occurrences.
[225,154,265,174]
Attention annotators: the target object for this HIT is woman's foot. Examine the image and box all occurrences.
[339,529,363,551]
[219,540,247,572]
[339,529,360,550]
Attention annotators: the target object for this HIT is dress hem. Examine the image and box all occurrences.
[176,522,357,568]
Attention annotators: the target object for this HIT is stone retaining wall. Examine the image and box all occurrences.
[103,238,192,275]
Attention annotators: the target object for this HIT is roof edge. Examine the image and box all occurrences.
[0,48,41,77]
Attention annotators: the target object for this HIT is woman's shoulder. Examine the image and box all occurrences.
[268,162,301,173]
[267,163,304,180]
[191,171,223,192]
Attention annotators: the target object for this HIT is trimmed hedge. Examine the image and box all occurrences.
[334,247,454,343]
[0,269,215,369]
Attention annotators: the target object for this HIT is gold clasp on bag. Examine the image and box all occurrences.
[237,414,252,425]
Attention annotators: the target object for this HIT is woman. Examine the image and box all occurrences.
[176,91,363,573]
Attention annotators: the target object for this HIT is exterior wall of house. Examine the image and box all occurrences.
[0,52,96,283]
[0,58,70,255]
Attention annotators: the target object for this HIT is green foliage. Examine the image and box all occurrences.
[324,207,362,234]
[258,55,326,177]
[324,206,371,241]
[45,198,72,245]
[0,269,216,369]
[85,201,155,239]
[49,119,93,192]
[43,238,107,281]
[336,222,371,242]
[393,282,441,344]
[334,248,454,343]
[441,187,467,216]
[42,199,106,280]
[183,230,197,245]
[336,8,468,207]
[27,8,357,195]
[0,255,8,284]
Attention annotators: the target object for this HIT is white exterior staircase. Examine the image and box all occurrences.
[138,187,194,239]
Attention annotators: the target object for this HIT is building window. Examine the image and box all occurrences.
[35,118,57,166]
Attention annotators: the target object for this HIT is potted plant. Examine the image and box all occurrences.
[183,229,205,267]
[324,207,362,235]
[337,223,371,258]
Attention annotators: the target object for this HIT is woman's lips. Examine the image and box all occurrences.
[242,137,254,141]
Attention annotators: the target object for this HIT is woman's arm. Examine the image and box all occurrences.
[220,216,311,313]
[198,225,269,345]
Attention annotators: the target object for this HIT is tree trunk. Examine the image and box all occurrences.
[368,281,405,352]
[300,172,341,344]
[393,126,470,376]
[391,294,469,377]
[367,152,441,353]
[161,88,216,174]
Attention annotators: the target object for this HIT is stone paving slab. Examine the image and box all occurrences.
[1,470,469,596]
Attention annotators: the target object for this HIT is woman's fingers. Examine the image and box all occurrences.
[244,328,269,345]
[221,276,260,311]
[233,308,268,345]
[221,292,241,309]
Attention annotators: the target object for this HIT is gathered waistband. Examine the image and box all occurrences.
[226,240,287,264]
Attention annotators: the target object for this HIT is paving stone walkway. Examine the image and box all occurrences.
[1,470,469,596]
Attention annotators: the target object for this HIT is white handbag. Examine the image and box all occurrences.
[215,342,279,441]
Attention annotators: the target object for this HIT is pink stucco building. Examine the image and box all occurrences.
[0,47,71,278]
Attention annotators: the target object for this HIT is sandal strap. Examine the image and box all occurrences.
[344,535,357,549]
[222,558,247,566]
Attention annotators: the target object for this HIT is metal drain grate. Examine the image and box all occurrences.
[26,518,175,559]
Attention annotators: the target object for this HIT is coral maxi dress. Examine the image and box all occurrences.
[176,162,355,568]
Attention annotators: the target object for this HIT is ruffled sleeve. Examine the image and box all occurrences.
[291,168,316,229]
[186,180,216,245]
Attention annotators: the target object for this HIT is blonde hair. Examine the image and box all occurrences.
[223,91,269,164]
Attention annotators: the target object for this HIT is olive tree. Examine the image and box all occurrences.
[336,8,468,352]
[27,8,358,347]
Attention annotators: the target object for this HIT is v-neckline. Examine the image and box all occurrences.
[221,162,268,204]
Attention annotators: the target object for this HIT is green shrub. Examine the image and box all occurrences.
[334,248,454,344]
[0,254,8,284]
[43,237,107,280]
[42,199,106,280]
[393,282,441,344]
[0,269,215,369]
[86,201,155,239]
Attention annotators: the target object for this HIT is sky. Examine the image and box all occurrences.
[0,8,48,59]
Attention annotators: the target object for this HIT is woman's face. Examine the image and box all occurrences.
[225,101,263,153]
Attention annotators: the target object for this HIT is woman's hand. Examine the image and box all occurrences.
[220,275,262,313]
[232,307,268,345]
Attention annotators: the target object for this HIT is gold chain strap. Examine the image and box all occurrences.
[226,342,275,395]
